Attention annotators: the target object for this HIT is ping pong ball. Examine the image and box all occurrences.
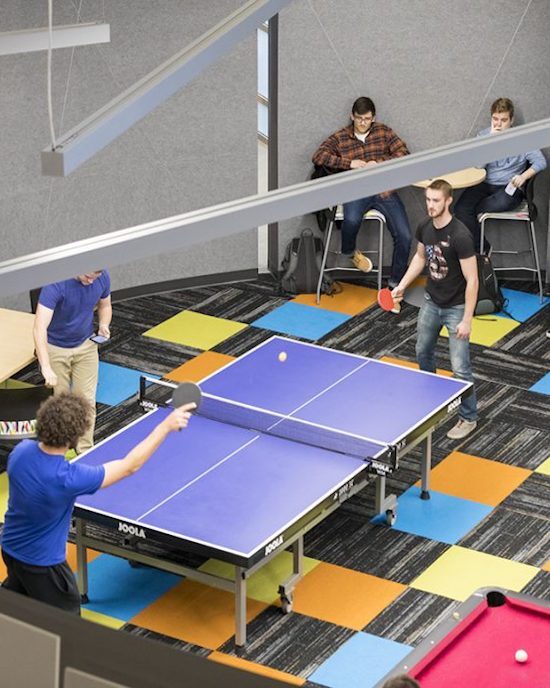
[278,351,287,362]
[515,649,528,663]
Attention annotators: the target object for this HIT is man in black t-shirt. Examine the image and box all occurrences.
[392,179,479,440]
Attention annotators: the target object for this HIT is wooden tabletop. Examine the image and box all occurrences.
[413,167,486,189]
[0,308,35,383]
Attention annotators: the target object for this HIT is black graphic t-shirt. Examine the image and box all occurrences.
[415,217,475,308]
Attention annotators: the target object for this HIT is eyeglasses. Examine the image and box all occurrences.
[353,115,373,123]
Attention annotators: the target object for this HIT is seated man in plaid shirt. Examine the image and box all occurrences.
[312,97,412,290]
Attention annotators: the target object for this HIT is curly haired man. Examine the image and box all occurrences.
[1,392,194,613]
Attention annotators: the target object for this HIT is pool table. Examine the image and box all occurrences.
[375,587,550,687]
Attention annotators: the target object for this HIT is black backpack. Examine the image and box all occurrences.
[475,254,507,315]
[280,228,336,295]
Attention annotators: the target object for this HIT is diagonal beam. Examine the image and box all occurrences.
[3,119,549,295]
[40,0,292,177]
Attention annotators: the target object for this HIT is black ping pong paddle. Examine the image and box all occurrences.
[170,382,202,432]
[171,382,202,411]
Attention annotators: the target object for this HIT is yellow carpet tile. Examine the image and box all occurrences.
[441,315,519,347]
[143,311,247,350]
[200,551,319,605]
[411,546,538,601]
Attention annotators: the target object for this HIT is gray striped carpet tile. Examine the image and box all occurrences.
[458,506,550,567]
[101,334,196,376]
[217,606,354,678]
[318,306,419,359]
[339,457,422,521]
[363,588,460,646]
[111,287,219,331]
[212,327,302,357]
[94,398,144,444]
[238,275,287,297]
[121,623,211,657]
[521,571,550,600]
[458,419,549,470]
[498,305,550,360]
[496,389,550,433]
[469,348,550,389]
[393,337,547,390]
[500,473,550,519]
[189,286,289,323]
[304,512,449,584]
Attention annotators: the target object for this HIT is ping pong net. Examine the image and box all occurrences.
[139,376,397,472]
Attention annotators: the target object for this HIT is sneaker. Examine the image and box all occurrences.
[352,251,373,272]
[446,418,477,440]
[335,252,356,269]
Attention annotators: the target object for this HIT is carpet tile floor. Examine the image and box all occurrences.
[1,276,548,687]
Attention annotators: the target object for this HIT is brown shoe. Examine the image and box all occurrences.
[352,251,373,272]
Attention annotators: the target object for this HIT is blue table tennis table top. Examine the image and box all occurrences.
[76,336,470,565]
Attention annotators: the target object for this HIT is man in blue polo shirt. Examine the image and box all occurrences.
[453,97,547,253]
[1,393,194,614]
[34,271,111,453]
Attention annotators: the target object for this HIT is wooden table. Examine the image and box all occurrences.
[413,167,486,189]
[0,308,35,383]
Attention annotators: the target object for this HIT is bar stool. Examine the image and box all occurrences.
[316,205,386,304]
[478,179,543,302]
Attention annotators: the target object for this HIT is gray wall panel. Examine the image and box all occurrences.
[279,0,549,272]
[0,0,257,310]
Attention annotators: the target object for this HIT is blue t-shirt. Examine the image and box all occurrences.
[1,440,105,566]
[39,272,111,348]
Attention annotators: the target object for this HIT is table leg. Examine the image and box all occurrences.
[420,434,432,500]
[292,536,303,579]
[235,566,247,647]
[278,536,304,613]
[75,518,89,603]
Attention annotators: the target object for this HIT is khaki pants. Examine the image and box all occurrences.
[47,339,99,453]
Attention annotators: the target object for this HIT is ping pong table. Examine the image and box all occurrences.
[74,336,471,645]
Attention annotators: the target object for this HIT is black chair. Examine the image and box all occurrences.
[478,176,544,301]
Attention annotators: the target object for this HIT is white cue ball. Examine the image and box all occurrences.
[278,351,287,362]
[515,649,528,663]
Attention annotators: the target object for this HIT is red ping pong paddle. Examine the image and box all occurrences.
[377,288,396,312]
[171,382,202,411]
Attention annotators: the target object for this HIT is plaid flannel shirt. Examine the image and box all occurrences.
[312,122,409,198]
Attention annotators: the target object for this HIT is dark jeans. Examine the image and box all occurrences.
[416,294,477,422]
[341,193,412,284]
[2,550,81,614]
[453,182,523,253]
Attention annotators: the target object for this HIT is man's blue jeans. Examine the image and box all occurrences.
[341,193,412,284]
[453,182,523,253]
[416,294,477,422]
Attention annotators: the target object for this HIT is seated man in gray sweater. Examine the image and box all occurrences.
[454,97,546,253]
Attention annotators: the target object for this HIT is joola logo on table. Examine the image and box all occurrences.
[118,522,146,538]
[265,535,283,556]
